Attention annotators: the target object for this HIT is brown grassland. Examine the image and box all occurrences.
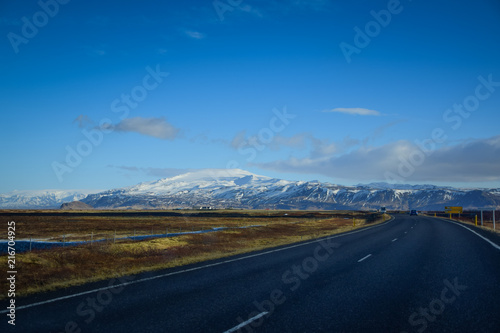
[0,210,388,299]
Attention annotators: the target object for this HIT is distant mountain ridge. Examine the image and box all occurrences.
[1,170,499,210]
[0,190,100,209]
[80,169,500,211]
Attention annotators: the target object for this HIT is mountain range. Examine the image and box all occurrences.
[3,169,497,211]
[0,189,100,209]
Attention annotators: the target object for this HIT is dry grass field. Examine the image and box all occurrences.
[0,210,388,299]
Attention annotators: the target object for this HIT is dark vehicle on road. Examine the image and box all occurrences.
[410,210,418,216]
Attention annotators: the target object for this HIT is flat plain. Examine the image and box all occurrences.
[0,210,386,299]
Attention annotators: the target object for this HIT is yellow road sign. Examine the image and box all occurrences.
[445,206,463,213]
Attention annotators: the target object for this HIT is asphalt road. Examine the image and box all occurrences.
[2,214,500,332]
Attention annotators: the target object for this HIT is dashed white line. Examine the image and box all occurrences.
[392,238,398,242]
[0,216,397,314]
[223,311,268,333]
[358,254,372,262]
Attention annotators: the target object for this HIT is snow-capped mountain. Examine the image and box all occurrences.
[78,169,500,211]
[0,189,101,209]
[2,170,499,210]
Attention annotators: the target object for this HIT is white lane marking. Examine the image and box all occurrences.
[223,311,268,333]
[2,217,397,314]
[442,219,500,250]
[404,232,407,234]
[358,254,372,262]
[392,238,398,242]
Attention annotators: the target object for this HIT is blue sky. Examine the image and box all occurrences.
[1,0,500,192]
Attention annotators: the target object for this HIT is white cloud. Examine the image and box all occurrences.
[325,108,382,116]
[113,117,180,140]
[254,135,500,183]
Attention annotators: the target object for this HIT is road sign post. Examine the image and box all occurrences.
[494,210,496,230]
[445,206,463,220]
[445,206,463,214]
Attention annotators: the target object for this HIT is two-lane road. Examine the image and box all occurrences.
[3,214,500,332]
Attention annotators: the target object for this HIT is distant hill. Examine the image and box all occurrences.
[60,201,94,210]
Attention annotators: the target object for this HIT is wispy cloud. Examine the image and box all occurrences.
[185,30,206,39]
[157,48,168,55]
[230,131,311,151]
[108,165,193,178]
[238,4,264,18]
[229,131,358,158]
[254,135,500,183]
[325,107,382,116]
[80,44,108,57]
[287,0,331,10]
[112,117,180,140]
[86,16,111,27]
[73,114,93,128]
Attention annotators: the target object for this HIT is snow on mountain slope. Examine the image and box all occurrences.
[80,169,500,210]
[0,189,101,209]
[113,169,280,196]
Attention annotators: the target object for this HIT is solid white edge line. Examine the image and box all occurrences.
[2,216,396,314]
[392,238,398,242]
[223,311,269,333]
[357,254,372,262]
[441,219,500,250]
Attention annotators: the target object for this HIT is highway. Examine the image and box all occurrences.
[2,214,500,332]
